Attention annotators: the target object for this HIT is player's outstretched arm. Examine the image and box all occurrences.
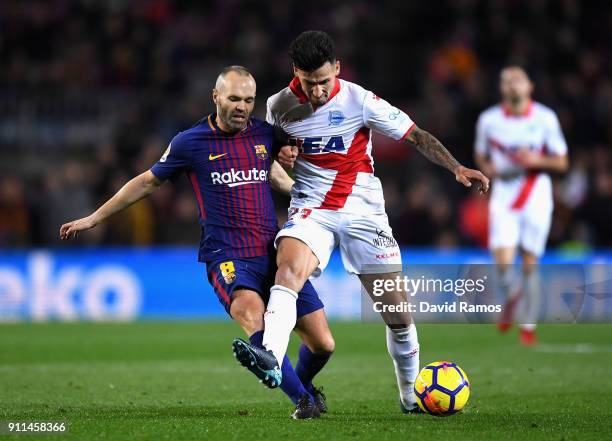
[59,170,163,240]
[405,125,490,194]
[269,160,294,196]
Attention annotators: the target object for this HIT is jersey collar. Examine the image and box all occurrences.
[502,100,533,117]
[289,77,341,107]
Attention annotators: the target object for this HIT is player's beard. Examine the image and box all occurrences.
[310,94,329,106]
[219,108,249,133]
[508,93,523,106]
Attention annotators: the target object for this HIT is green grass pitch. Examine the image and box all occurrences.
[1,322,611,440]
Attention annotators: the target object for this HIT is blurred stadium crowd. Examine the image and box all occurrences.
[1,0,610,250]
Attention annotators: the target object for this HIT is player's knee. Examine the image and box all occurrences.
[230,296,264,331]
[308,334,335,354]
[317,335,335,354]
[275,261,309,292]
[521,254,538,272]
[231,308,263,332]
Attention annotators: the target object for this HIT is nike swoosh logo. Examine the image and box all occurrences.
[209,153,228,160]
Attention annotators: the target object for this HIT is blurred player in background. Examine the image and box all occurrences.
[60,66,334,419]
[232,31,489,414]
[474,66,569,346]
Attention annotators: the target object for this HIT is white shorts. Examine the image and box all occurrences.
[489,177,553,257]
[275,207,402,276]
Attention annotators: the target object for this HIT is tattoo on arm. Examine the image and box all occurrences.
[405,126,461,172]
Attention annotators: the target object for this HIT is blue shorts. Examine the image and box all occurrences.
[206,254,324,318]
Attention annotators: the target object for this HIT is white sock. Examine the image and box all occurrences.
[262,284,298,365]
[386,324,420,408]
[519,271,540,331]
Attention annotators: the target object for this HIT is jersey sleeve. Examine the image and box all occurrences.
[474,113,488,156]
[266,97,276,125]
[362,91,415,140]
[543,111,568,156]
[150,132,193,182]
[272,125,289,157]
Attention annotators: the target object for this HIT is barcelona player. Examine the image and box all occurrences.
[60,66,334,419]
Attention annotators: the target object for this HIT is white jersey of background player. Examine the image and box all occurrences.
[232,30,488,414]
[474,66,568,346]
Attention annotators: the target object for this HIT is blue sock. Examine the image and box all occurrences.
[249,331,310,404]
[295,344,332,394]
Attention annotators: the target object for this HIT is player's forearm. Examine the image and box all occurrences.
[269,161,294,196]
[90,171,162,225]
[533,154,569,173]
[405,126,462,173]
[271,177,294,196]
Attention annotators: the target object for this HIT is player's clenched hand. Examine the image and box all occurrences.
[59,216,96,240]
[277,145,298,169]
[454,165,490,194]
[513,149,541,168]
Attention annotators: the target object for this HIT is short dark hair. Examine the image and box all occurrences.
[219,65,252,78]
[288,31,335,71]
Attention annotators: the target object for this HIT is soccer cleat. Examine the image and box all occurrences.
[497,293,522,333]
[292,393,321,420]
[519,328,537,346]
[312,386,327,413]
[232,338,282,389]
[399,398,424,415]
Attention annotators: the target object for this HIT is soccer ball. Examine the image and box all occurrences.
[414,361,470,416]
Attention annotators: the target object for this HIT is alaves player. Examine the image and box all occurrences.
[60,66,335,420]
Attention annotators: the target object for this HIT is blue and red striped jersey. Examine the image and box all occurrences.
[151,114,282,261]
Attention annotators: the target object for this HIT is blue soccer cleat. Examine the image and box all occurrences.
[232,338,282,388]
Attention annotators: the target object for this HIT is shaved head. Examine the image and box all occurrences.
[212,66,256,133]
[215,65,254,92]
